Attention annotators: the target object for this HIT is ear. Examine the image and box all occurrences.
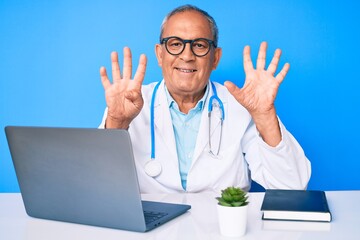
[212,47,222,70]
[155,44,163,67]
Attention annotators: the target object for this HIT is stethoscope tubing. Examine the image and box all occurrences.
[147,80,225,177]
[208,81,225,120]
[150,81,162,159]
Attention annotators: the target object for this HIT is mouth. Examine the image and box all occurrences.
[175,67,197,73]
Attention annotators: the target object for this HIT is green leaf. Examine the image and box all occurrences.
[231,202,243,207]
[216,186,249,207]
[218,200,232,207]
[222,192,232,202]
[228,187,237,195]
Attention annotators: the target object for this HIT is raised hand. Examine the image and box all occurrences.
[224,42,289,146]
[100,47,147,129]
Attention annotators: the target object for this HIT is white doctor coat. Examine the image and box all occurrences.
[100,81,311,193]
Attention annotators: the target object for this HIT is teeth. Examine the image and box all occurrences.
[177,68,195,73]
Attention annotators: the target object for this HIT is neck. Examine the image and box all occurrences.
[170,89,206,114]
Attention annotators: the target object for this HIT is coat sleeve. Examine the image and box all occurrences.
[241,118,311,190]
[98,108,108,129]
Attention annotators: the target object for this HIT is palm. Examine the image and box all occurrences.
[100,47,147,127]
[240,69,279,114]
[105,79,143,121]
[225,42,289,117]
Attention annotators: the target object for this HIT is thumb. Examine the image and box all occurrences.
[224,80,245,106]
[125,90,142,102]
[224,80,240,95]
[125,90,143,109]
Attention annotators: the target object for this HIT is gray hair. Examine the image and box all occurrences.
[159,5,219,47]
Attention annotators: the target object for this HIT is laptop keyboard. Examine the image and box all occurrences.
[144,210,169,224]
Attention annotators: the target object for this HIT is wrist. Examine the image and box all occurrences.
[105,115,130,129]
[252,108,282,147]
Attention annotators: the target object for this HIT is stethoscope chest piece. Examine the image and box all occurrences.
[144,160,162,177]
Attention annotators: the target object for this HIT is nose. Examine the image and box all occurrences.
[179,42,196,61]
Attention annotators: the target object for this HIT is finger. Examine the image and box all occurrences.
[243,45,254,72]
[267,49,281,75]
[100,66,111,90]
[256,41,267,70]
[122,47,132,80]
[133,54,147,86]
[275,63,290,83]
[111,51,122,82]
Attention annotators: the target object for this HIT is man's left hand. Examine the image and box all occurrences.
[224,41,289,146]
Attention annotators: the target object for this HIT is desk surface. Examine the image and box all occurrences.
[1,191,359,240]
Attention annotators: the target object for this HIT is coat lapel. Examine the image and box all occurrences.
[152,81,178,162]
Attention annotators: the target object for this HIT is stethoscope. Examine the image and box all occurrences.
[144,80,225,177]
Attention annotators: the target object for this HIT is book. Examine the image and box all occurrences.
[260,189,332,222]
[262,219,331,232]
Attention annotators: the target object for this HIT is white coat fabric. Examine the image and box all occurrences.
[99,81,311,193]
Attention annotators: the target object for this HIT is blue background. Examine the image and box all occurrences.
[1,0,359,192]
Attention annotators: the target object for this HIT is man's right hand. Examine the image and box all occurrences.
[100,47,147,129]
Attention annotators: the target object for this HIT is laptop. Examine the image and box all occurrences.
[5,126,191,232]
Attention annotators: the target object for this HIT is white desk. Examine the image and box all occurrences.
[0,191,359,240]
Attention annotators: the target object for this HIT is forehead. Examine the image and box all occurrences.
[162,10,213,39]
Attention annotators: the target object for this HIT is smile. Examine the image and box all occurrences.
[175,67,197,73]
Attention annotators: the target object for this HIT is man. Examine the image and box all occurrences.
[99,5,311,193]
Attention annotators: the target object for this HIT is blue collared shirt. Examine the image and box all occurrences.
[165,85,209,190]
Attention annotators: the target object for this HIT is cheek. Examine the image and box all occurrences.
[161,58,174,77]
[209,56,217,70]
[162,56,175,70]
[203,59,216,72]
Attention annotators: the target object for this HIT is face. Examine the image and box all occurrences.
[155,11,222,100]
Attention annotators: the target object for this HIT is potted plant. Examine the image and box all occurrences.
[216,186,249,237]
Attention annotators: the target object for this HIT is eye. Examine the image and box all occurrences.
[167,39,183,48]
[194,43,205,48]
[171,42,182,47]
[193,40,209,49]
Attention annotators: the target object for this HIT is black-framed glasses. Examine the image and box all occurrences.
[160,36,217,57]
